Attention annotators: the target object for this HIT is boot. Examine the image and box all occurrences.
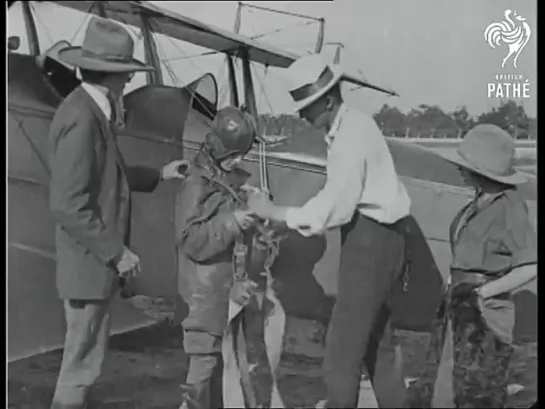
[178,384,205,409]
[315,399,327,409]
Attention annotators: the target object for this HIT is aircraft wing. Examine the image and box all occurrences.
[50,1,296,68]
[342,72,398,96]
[50,1,398,96]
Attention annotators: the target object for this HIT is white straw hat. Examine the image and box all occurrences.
[284,54,344,112]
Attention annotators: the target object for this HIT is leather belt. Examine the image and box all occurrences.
[450,269,495,286]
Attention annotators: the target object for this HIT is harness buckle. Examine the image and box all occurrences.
[233,242,248,281]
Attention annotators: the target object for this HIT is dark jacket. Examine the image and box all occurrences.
[48,85,160,300]
[175,150,257,336]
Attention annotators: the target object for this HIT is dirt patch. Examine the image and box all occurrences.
[8,323,536,408]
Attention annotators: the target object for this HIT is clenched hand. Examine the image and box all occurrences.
[246,190,275,219]
[116,246,141,279]
[161,159,190,181]
[230,279,258,306]
[234,209,258,231]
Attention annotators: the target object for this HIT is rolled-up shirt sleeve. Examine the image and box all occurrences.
[285,112,368,236]
[504,201,537,269]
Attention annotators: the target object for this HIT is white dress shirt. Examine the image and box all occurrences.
[81,82,111,121]
[285,104,411,237]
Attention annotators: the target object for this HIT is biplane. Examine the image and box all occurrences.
[7,0,537,363]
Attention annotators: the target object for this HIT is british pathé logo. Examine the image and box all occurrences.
[487,74,530,99]
[484,9,531,69]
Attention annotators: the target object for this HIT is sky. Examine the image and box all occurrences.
[7,0,537,117]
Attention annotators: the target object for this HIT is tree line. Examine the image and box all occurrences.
[258,99,537,140]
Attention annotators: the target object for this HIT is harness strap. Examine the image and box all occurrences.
[234,312,258,408]
[199,168,283,408]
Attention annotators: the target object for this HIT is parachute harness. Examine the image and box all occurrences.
[206,137,280,293]
[256,140,282,301]
[236,100,281,289]
[228,140,282,328]
[254,64,282,292]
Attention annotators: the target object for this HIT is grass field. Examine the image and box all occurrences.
[8,318,537,408]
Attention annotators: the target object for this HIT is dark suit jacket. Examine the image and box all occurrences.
[48,85,160,300]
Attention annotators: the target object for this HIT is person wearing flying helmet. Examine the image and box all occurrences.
[174,106,260,409]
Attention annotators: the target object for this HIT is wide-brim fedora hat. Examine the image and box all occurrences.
[284,54,344,113]
[58,16,155,73]
[441,124,527,185]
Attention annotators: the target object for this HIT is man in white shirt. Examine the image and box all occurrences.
[247,55,410,408]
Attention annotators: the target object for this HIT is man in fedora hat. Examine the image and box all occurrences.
[423,124,537,408]
[247,54,411,407]
[48,16,188,409]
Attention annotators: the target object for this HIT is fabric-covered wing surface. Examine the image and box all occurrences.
[50,1,398,96]
[8,53,62,111]
[50,0,296,68]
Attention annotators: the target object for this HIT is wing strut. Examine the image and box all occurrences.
[96,1,106,17]
[141,15,163,85]
[225,2,243,108]
[21,1,40,56]
[315,18,325,54]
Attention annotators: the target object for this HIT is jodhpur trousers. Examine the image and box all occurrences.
[324,213,409,408]
[50,297,114,409]
[182,330,224,409]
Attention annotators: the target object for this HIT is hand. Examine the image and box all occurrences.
[240,184,261,195]
[475,285,492,300]
[230,279,258,306]
[161,159,190,180]
[246,190,274,218]
[474,286,489,311]
[234,210,258,231]
[116,246,141,279]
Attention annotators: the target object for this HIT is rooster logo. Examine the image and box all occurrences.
[484,9,531,68]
